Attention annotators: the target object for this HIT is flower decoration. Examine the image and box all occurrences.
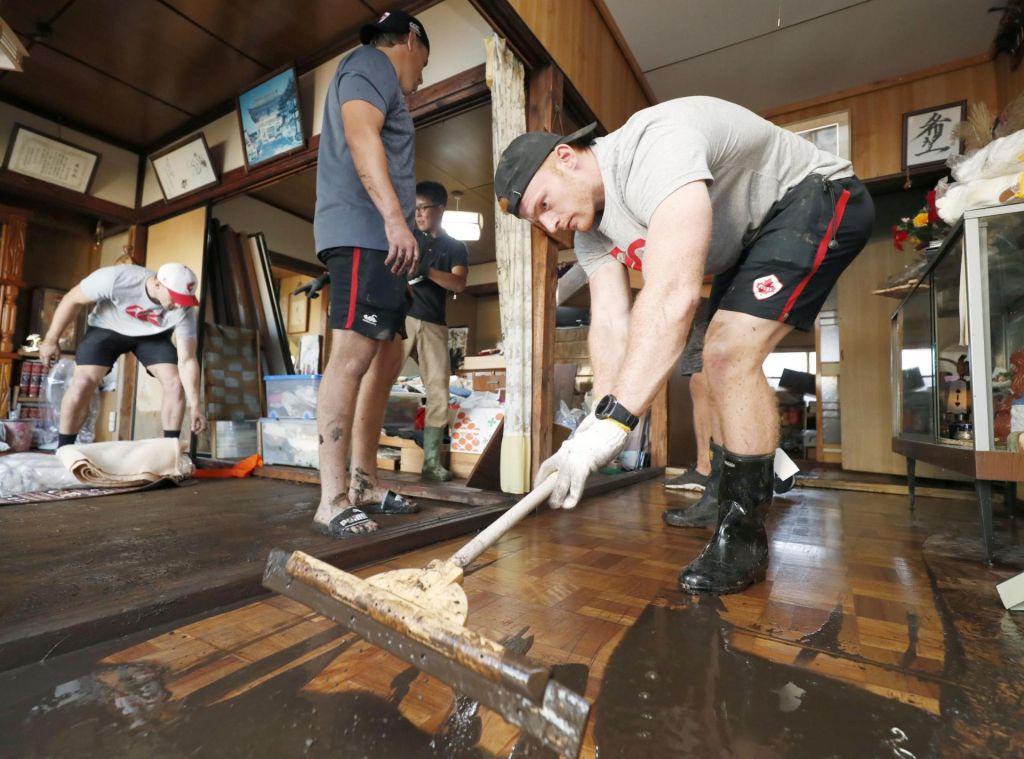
[893,190,951,251]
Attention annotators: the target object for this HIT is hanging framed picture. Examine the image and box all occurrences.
[150,133,219,201]
[3,124,100,194]
[236,66,305,170]
[902,101,966,171]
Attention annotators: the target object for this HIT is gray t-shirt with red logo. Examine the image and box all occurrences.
[79,265,197,340]
[574,96,853,277]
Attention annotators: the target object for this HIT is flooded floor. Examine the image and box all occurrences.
[1,481,1022,757]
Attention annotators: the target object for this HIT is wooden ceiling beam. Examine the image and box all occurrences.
[465,0,603,134]
[138,62,490,224]
[0,168,136,225]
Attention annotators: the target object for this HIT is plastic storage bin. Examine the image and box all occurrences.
[259,417,319,468]
[264,374,321,419]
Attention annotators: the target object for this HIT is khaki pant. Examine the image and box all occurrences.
[402,316,451,428]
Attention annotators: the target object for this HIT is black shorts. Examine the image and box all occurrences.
[319,246,409,341]
[708,174,875,331]
[76,326,178,369]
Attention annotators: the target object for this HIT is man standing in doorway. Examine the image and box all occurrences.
[404,181,469,481]
[494,96,874,594]
[38,262,207,445]
[311,10,430,538]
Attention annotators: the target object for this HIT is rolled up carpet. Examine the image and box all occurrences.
[56,438,193,487]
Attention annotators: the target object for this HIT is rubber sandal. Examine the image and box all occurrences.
[311,507,378,538]
[361,490,420,515]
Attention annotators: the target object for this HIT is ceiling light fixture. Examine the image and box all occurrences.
[0,17,28,72]
[442,190,483,241]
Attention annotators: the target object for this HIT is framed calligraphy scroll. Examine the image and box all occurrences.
[150,133,219,201]
[3,124,100,194]
[902,101,966,171]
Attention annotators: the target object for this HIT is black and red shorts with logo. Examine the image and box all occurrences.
[319,246,410,341]
[76,326,177,369]
[708,174,875,331]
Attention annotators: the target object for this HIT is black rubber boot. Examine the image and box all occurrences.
[663,441,723,528]
[678,449,774,595]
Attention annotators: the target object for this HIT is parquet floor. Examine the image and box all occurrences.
[2,481,1023,757]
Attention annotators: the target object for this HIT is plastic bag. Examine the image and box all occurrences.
[0,452,82,497]
[555,400,587,432]
[38,358,100,449]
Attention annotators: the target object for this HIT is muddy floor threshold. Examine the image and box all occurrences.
[0,500,511,674]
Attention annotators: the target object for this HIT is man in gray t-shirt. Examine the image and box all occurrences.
[310,10,430,539]
[494,96,875,596]
[39,262,206,447]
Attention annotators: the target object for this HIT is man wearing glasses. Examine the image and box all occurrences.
[404,181,469,480]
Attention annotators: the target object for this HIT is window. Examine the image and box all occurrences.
[763,351,816,389]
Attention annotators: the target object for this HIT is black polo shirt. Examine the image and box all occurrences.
[408,230,469,326]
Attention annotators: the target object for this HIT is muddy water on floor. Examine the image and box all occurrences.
[592,595,943,759]
[0,621,588,759]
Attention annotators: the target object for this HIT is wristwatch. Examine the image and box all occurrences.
[594,394,639,431]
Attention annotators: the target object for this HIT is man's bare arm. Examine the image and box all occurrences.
[587,262,633,400]
[612,181,711,415]
[176,337,206,433]
[341,99,417,274]
[426,265,467,293]
[40,285,95,365]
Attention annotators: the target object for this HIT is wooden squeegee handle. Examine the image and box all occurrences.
[451,474,557,569]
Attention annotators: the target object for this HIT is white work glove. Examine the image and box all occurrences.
[536,414,630,510]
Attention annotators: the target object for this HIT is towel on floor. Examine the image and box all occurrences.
[56,438,194,487]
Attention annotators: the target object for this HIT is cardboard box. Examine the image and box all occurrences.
[471,371,506,392]
[450,407,504,454]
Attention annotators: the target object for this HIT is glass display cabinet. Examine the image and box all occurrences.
[890,203,1024,561]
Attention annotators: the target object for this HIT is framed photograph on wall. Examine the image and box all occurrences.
[3,124,100,194]
[150,133,219,201]
[778,111,851,160]
[237,66,305,170]
[902,101,966,171]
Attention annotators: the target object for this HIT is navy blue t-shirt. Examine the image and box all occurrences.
[314,46,416,253]
[408,231,469,326]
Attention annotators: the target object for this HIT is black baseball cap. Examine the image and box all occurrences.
[360,10,429,51]
[493,123,599,217]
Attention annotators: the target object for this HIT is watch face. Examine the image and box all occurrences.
[596,394,613,416]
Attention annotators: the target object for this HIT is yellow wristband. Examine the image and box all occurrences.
[604,418,632,434]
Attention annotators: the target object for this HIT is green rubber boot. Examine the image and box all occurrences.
[422,426,452,482]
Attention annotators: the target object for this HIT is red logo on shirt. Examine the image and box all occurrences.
[125,304,163,326]
[753,274,783,300]
[609,238,646,271]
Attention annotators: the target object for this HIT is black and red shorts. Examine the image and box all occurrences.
[76,326,177,369]
[709,174,874,331]
[319,246,409,341]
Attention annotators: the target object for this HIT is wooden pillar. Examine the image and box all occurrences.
[0,210,27,417]
[649,381,669,467]
[527,65,564,478]
[486,34,532,494]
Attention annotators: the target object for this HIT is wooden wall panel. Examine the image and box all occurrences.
[993,53,1024,111]
[133,207,207,440]
[509,0,652,130]
[767,57,998,180]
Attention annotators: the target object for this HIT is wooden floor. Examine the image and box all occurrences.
[0,477,513,672]
[2,480,1023,757]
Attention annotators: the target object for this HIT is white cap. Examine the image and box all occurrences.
[156,262,200,307]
